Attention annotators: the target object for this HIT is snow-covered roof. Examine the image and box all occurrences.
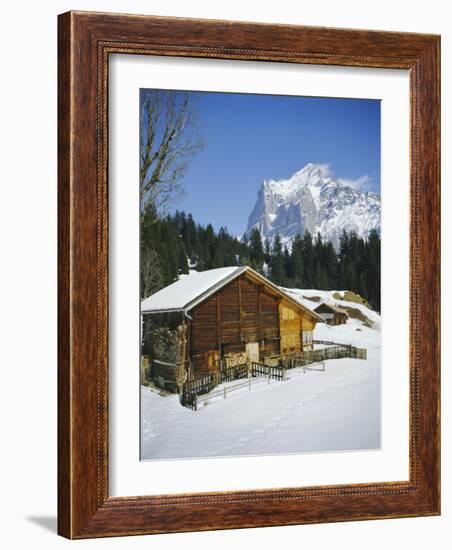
[319,313,335,319]
[141,267,245,313]
[141,266,323,321]
[314,302,348,315]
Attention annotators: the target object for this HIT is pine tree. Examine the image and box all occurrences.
[344,261,357,292]
[212,229,227,267]
[238,234,250,266]
[177,242,189,274]
[338,229,350,289]
[301,231,314,288]
[249,228,264,272]
[283,246,292,286]
[140,208,380,309]
[322,241,337,289]
[270,234,285,286]
[366,229,381,310]
[358,271,368,301]
[290,234,304,288]
[184,213,197,259]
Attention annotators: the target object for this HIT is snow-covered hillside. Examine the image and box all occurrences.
[141,289,381,460]
[246,163,380,249]
[284,287,381,330]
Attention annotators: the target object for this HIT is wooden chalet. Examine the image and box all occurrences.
[314,302,348,326]
[141,266,323,393]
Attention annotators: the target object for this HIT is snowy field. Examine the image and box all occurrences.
[141,290,381,460]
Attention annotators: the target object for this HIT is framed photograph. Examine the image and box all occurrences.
[58,11,440,538]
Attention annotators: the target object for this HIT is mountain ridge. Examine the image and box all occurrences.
[246,163,380,249]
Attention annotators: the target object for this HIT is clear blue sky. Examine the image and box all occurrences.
[143,90,380,236]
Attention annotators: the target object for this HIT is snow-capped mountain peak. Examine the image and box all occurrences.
[246,164,380,249]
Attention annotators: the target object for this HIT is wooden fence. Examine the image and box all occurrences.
[313,340,367,359]
[180,372,218,410]
[195,377,261,409]
[251,362,285,381]
[188,364,287,410]
[303,361,326,372]
[181,364,248,410]
[221,363,248,383]
[181,342,366,410]
[284,343,367,369]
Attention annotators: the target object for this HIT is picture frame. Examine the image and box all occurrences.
[58,10,440,539]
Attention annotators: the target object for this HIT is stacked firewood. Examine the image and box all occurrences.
[224,352,248,368]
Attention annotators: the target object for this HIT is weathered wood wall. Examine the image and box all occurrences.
[143,275,319,381]
[190,275,280,375]
[279,299,318,354]
[279,299,302,354]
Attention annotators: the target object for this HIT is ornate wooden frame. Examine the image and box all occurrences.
[58,11,440,539]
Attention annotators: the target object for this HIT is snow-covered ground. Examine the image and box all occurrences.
[284,287,381,330]
[141,290,381,460]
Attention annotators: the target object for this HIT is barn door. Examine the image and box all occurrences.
[246,342,260,363]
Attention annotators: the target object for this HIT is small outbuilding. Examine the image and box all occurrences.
[141,266,323,392]
[314,302,348,326]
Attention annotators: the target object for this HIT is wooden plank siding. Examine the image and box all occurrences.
[259,289,280,357]
[143,271,320,380]
[190,295,219,375]
[189,274,280,375]
[279,299,317,355]
[301,316,316,332]
[279,299,302,355]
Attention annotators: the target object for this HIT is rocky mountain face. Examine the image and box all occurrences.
[246,163,380,249]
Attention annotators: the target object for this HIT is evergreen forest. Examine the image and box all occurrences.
[140,205,381,311]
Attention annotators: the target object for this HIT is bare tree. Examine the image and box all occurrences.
[140,90,204,212]
[141,248,163,299]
